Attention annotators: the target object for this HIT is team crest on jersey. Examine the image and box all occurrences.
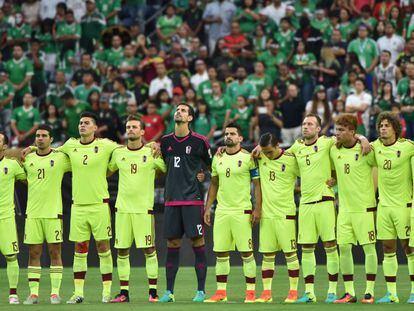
[355,154,359,161]
[3,167,8,174]
[397,150,401,157]
[238,160,242,167]
[50,160,54,167]
[281,164,286,171]
[143,155,147,162]
[94,146,99,153]
[186,146,191,154]
[313,145,318,152]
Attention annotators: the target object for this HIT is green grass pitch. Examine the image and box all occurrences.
[0,265,412,310]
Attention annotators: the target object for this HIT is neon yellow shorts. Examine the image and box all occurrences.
[337,211,376,245]
[0,216,19,255]
[259,216,297,253]
[298,200,336,244]
[69,203,112,242]
[377,205,410,240]
[114,212,155,249]
[213,213,253,252]
[24,218,63,244]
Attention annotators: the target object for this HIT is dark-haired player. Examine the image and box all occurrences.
[204,123,261,303]
[0,131,26,304]
[22,125,71,305]
[373,112,414,304]
[255,132,300,303]
[24,112,120,304]
[159,103,212,303]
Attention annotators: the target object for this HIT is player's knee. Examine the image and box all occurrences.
[75,241,89,253]
[144,247,155,255]
[241,251,253,258]
[118,248,130,256]
[49,247,61,260]
[96,241,110,253]
[284,251,295,258]
[400,239,412,255]
[5,254,17,262]
[29,247,42,259]
[215,252,229,258]
[382,240,396,253]
[323,240,337,248]
[191,237,204,247]
[167,239,181,248]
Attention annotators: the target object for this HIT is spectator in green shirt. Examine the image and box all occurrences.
[6,13,31,52]
[80,0,106,53]
[5,45,34,107]
[228,95,254,141]
[234,0,260,35]
[0,68,15,138]
[62,91,91,138]
[156,4,183,49]
[10,93,40,147]
[194,99,217,143]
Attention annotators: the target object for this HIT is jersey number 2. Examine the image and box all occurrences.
[174,156,180,168]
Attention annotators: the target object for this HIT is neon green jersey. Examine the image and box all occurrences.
[330,142,376,212]
[372,138,414,207]
[58,138,120,205]
[211,149,259,214]
[289,136,335,203]
[108,145,166,213]
[257,150,298,218]
[24,151,71,218]
[0,157,26,219]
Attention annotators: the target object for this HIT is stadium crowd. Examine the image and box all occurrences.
[1,0,414,148]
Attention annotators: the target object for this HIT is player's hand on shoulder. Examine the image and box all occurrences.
[326,178,336,188]
[20,146,35,162]
[357,135,371,155]
[204,207,211,226]
[149,142,161,158]
[251,145,262,159]
[215,146,225,157]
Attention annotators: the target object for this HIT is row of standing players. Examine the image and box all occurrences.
[0,104,413,304]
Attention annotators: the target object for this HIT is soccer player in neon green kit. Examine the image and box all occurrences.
[329,114,378,304]
[204,123,262,303]
[108,116,166,303]
[0,131,26,304]
[24,111,120,303]
[22,125,71,305]
[255,133,300,303]
[372,112,414,303]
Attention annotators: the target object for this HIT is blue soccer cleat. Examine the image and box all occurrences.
[295,292,316,303]
[193,290,206,302]
[159,290,175,303]
[325,292,337,303]
[376,292,399,303]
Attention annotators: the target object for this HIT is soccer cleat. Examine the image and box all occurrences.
[193,290,206,302]
[334,293,357,303]
[361,293,374,304]
[295,292,316,303]
[204,290,227,303]
[23,294,39,305]
[102,295,111,303]
[244,290,256,303]
[50,294,61,304]
[9,295,19,304]
[256,290,272,303]
[284,289,298,303]
[110,294,129,303]
[148,295,158,302]
[407,293,414,303]
[159,290,175,303]
[325,292,337,303]
[376,292,399,303]
[66,294,84,304]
